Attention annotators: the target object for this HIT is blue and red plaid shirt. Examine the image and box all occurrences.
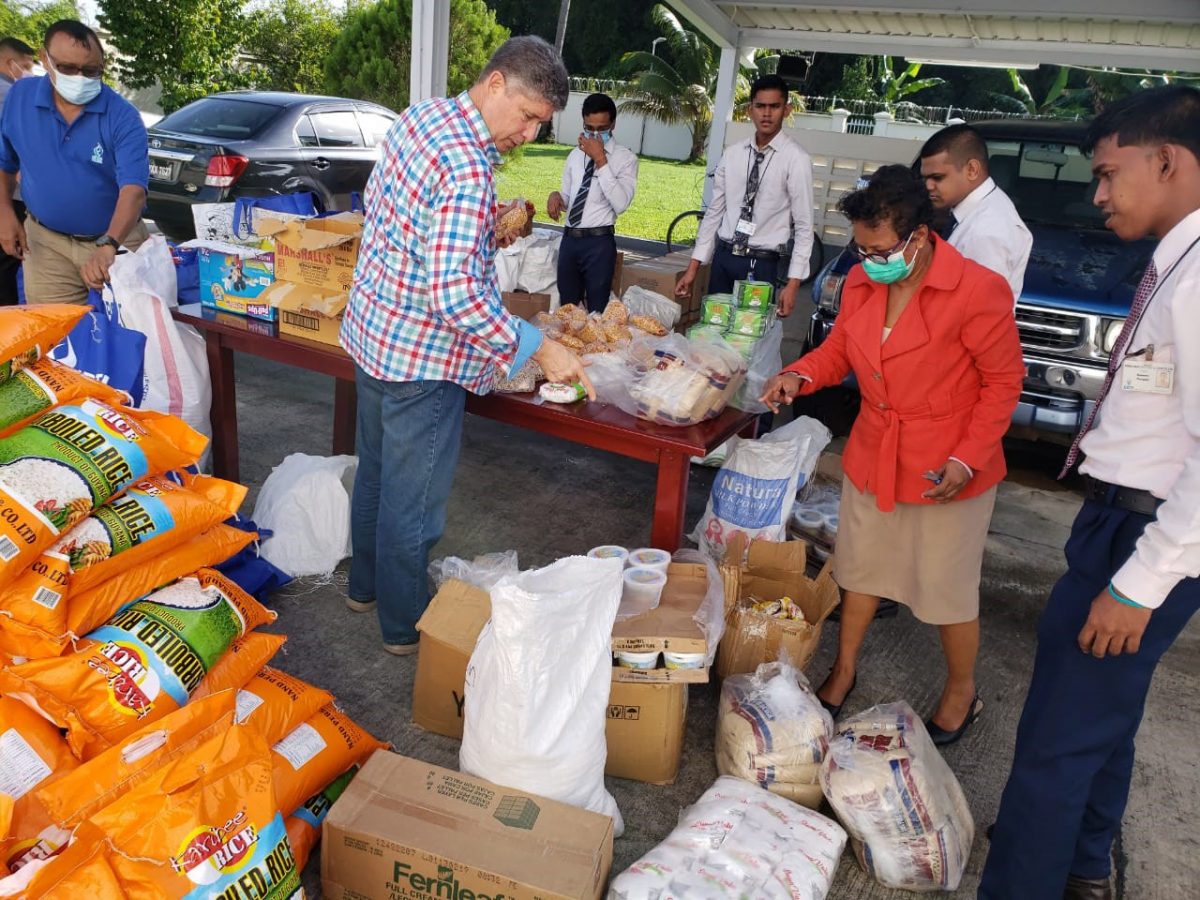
[341,92,539,392]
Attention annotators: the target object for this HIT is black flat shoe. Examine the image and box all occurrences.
[1063,875,1113,900]
[828,598,899,623]
[818,673,857,720]
[925,695,983,747]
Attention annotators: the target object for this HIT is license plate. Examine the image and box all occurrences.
[149,159,177,182]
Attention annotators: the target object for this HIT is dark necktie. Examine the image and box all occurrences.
[938,211,958,240]
[733,150,765,250]
[1060,260,1159,476]
[567,158,595,228]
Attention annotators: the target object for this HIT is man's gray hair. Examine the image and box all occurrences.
[479,35,569,110]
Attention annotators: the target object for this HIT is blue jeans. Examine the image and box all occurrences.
[980,498,1200,898]
[349,367,466,645]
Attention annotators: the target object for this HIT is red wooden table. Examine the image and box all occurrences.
[173,303,757,550]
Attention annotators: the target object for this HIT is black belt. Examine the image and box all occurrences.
[717,238,780,260]
[1082,475,1163,517]
[563,225,614,238]
[28,213,102,243]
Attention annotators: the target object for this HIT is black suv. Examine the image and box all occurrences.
[806,119,1154,443]
[145,91,397,240]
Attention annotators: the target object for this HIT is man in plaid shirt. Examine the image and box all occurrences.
[341,36,591,655]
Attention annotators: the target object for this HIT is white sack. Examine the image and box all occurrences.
[252,453,357,577]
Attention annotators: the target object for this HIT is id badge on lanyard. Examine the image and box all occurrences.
[1121,345,1175,395]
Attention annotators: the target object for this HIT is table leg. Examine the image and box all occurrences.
[651,449,691,552]
[205,334,239,482]
[333,377,357,456]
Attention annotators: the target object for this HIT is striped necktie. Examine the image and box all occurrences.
[567,158,595,227]
[1059,260,1159,477]
[733,150,766,250]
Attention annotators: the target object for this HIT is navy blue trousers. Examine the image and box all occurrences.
[709,244,780,294]
[557,233,617,313]
[980,497,1200,898]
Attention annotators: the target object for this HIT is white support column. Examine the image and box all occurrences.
[410,0,450,107]
[703,46,738,207]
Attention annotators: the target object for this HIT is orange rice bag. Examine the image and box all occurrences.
[0,400,206,590]
[3,692,235,875]
[16,724,300,899]
[0,697,76,805]
[235,666,333,745]
[0,306,87,383]
[272,703,387,816]
[192,632,286,701]
[285,765,359,870]
[0,358,129,439]
[0,569,273,758]
[0,473,246,658]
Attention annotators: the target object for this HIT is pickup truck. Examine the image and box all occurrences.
[804,119,1154,444]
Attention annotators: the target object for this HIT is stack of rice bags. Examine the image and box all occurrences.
[0,306,386,892]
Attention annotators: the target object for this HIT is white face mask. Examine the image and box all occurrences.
[46,57,102,106]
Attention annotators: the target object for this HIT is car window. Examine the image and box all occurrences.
[358,111,395,148]
[296,115,318,148]
[1003,142,1106,230]
[156,98,281,139]
[311,111,364,148]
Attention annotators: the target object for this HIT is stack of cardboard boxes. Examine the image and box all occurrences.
[619,250,710,331]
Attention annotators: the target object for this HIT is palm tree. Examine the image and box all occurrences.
[618,4,716,162]
[876,57,944,109]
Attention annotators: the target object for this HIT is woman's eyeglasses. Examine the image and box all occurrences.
[852,231,914,264]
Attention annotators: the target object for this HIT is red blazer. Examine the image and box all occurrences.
[787,237,1024,511]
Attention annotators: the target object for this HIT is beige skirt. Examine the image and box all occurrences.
[831,475,997,625]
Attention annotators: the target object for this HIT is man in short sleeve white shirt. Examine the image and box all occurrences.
[920,124,1032,302]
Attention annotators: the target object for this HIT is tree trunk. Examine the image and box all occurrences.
[554,0,571,54]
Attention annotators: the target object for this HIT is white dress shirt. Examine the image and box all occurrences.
[693,131,814,281]
[559,141,639,228]
[1080,207,1200,608]
[948,177,1032,302]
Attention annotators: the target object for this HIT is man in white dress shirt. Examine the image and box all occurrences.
[982,86,1200,900]
[677,74,813,316]
[919,124,1032,301]
[548,93,638,312]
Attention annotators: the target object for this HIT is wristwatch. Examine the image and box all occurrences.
[94,235,121,252]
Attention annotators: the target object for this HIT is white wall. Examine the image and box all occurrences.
[552,92,693,160]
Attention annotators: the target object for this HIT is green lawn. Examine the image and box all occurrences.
[494,144,708,243]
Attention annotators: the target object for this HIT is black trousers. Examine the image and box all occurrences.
[708,243,780,294]
[0,199,25,306]
[557,232,617,313]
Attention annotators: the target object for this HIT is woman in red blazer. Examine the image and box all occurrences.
[762,165,1024,745]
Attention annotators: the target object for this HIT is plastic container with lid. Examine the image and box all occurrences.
[627,547,672,573]
[587,545,629,564]
[664,651,705,670]
[618,566,667,619]
[616,650,660,670]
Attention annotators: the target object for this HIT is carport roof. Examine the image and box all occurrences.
[667,0,1200,71]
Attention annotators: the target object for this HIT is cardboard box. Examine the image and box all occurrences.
[258,211,363,293]
[322,751,613,900]
[611,561,712,684]
[620,251,710,314]
[260,281,347,347]
[717,534,841,679]
[502,290,552,322]
[413,579,689,784]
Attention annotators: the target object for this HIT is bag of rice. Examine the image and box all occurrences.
[271,702,387,816]
[0,306,88,383]
[191,632,287,701]
[27,724,301,899]
[0,474,247,658]
[716,660,834,809]
[2,692,235,874]
[609,776,846,899]
[0,358,129,439]
[820,702,974,892]
[0,697,77,808]
[0,568,274,758]
[0,400,206,589]
[286,765,358,869]
[236,666,334,745]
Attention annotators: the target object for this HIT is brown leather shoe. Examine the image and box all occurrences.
[1063,875,1113,900]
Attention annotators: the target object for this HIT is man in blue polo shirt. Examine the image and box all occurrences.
[0,19,149,304]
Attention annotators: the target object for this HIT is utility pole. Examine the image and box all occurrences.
[554,0,570,54]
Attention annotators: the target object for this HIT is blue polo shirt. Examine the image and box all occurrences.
[0,76,148,236]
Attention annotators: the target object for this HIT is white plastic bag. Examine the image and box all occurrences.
[252,453,358,577]
[820,702,975,892]
[691,415,831,559]
[428,550,519,591]
[106,236,212,451]
[731,320,784,414]
[672,549,726,666]
[608,776,847,900]
[716,659,833,808]
[460,556,624,834]
[622,284,681,328]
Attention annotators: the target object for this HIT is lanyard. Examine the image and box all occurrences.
[1123,233,1200,356]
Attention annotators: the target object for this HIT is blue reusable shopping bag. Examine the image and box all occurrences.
[232,192,318,239]
[48,288,147,405]
[170,242,201,304]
